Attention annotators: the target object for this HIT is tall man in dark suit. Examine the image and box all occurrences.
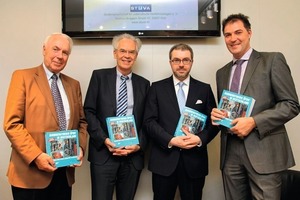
[84,33,150,200]
[3,33,88,200]
[143,43,219,200]
[211,13,300,200]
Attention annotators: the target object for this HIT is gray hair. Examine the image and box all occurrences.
[112,33,142,53]
[43,33,73,53]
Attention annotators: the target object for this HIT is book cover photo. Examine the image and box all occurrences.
[174,107,207,136]
[106,115,139,148]
[215,90,256,128]
[45,130,80,168]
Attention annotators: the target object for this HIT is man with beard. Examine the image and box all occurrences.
[143,43,219,200]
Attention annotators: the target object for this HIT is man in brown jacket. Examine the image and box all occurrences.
[3,33,87,200]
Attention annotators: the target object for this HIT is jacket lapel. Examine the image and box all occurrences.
[109,68,117,114]
[165,76,181,114]
[223,63,233,91]
[34,65,58,125]
[240,50,260,94]
[132,74,139,116]
[217,61,233,95]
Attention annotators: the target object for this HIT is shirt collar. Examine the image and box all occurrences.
[232,48,253,64]
[116,68,132,80]
[43,63,61,81]
[173,75,190,87]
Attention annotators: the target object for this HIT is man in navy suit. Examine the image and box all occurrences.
[143,43,219,200]
[84,33,150,200]
[211,13,300,200]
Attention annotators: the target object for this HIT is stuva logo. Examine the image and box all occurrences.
[130,4,152,12]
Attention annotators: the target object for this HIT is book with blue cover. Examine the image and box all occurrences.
[106,115,139,147]
[45,130,80,168]
[174,107,207,136]
[215,90,256,128]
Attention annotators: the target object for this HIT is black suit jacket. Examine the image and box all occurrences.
[143,76,219,178]
[84,67,150,170]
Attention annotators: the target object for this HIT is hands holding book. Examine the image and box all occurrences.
[230,117,256,138]
[34,152,56,172]
[211,90,257,139]
[104,138,140,156]
[169,127,201,149]
[35,146,85,172]
[211,108,256,139]
[72,147,84,167]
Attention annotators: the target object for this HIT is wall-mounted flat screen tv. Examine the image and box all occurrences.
[62,0,221,39]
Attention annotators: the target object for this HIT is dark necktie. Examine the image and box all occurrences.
[230,59,245,93]
[51,74,67,130]
[177,82,185,114]
[116,75,129,116]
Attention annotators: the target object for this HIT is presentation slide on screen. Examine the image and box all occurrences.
[84,0,198,31]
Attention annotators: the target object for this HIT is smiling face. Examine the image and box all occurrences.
[223,19,252,59]
[43,34,71,74]
[113,38,138,75]
[169,49,193,81]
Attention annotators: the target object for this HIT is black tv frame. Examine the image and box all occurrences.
[62,0,221,39]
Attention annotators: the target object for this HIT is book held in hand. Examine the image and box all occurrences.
[174,107,207,136]
[106,115,139,147]
[215,90,256,128]
[45,130,80,168]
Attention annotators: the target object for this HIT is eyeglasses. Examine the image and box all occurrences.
[171,58,192,65]
[116,49,137,56]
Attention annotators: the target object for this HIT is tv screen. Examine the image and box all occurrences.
[62,0,221,39]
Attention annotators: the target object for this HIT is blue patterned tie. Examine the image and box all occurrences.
[116,75,129,116]
[177,82,185,114]
[230,59,245,93]
[51,74,67,130]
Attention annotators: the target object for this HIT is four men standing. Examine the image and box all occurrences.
[3,13,300,200]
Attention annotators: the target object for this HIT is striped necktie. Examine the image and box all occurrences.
[51,74,67,130]
[116,75,129,116]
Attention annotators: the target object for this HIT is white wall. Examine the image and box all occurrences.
[1,1,300,200]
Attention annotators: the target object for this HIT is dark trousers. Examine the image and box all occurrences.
[12,167,71,200]
[90,156,141,200]
[152,155,205,200]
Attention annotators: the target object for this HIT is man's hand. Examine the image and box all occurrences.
[34,153,56,172]
[105,138,141,156]
[72,147,84,167]
[169,128,201,149]
[104,138,116,152]
[211,108,225,125]
[113,145,141,156]
[230,117,256,138]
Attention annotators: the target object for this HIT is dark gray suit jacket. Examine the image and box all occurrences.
[84,67,150,170]
[217,50,300,174]
[144,76,219,178]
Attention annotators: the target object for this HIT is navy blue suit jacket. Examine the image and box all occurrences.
[84,67,150,170]
[143,76,219,178]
